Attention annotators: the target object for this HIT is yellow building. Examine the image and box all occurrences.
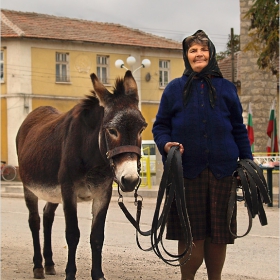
[1,9,184,165]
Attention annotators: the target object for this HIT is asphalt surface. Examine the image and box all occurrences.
[1,191,279,280]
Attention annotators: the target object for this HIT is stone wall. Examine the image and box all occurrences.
[239,0,278,152]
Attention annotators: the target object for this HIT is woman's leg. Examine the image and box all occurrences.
[204,237,227,280]
[178,239,205,280]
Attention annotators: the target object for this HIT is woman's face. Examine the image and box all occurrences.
[187,43,209,72]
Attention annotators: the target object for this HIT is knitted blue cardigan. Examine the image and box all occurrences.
[152,75,253,179]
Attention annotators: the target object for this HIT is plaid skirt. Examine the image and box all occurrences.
[166,168,237,244]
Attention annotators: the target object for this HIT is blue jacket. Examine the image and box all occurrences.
[152,75,253,179]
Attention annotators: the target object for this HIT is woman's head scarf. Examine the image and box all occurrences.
[182,30,223,107]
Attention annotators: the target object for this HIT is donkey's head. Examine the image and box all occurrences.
[90,71,147,192]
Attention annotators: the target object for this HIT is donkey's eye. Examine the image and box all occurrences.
[108,128,118,137]
[139,127,146,135]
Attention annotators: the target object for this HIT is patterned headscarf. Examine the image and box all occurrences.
[182,30,223,108]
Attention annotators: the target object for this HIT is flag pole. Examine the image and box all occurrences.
[266,100,279,156]
[247,102,254,153]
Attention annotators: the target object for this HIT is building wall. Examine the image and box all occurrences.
[1,47,8,161]
[141,103,158,140]
[239,0,278,152]
[1,98,8,161]
[140,51,184,139]
[1,40,32,165]
[1,38,184,165]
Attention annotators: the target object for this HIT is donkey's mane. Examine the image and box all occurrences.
[113,77,125,96]
[80,94,100,110]
[81,76,129,108]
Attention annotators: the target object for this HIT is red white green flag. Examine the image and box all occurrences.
[266,100,279,155]
[247,103,254,152]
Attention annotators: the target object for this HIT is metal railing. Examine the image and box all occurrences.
[253,152,280,166]
[139,156,152,188]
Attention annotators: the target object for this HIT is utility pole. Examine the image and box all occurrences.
[231,28,235,84]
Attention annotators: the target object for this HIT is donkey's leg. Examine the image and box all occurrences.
[62,191,80,280]
[43,202,59,275]
[90,187,112,280]
[24,187,45,279]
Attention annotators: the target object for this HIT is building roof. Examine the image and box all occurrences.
[218,52,240,83]
[1,9,182,51]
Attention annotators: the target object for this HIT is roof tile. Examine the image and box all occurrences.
[1,9,182,51]
[218,52,240,82]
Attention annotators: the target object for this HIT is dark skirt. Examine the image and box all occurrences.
[166,168,237,244]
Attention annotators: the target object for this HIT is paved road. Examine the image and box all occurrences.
[1,196,279,280]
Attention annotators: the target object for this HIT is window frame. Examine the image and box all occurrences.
[159,60,170,88]
[55,52,70,83]
[96,55,109,84]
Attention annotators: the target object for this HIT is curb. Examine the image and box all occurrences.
[1,182,159,199]
[1,182,279,207]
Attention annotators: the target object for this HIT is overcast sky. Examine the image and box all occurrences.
[1,0,241,53]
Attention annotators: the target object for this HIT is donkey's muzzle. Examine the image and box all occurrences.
[120,174,140,192]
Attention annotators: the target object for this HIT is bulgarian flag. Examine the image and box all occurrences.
[247,103,254,152]
[266,100,279,155]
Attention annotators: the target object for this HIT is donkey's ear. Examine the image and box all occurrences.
[90,73,111,107]
[123,71,138,100]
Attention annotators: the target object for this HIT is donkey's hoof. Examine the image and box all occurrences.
[65,272,76,280]
[92,276,106,280]
[34,267,45,279]
[45,265,56,275]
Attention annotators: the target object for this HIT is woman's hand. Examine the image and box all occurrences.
[164,142,184,154]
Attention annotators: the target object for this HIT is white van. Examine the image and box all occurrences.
[141,140,156,173]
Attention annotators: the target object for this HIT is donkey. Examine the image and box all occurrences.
[16,70,147,280]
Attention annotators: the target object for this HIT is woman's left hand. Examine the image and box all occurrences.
[164,142,184,155]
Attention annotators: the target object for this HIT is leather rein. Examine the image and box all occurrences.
[227,159,271,238]
[117,146,193,266]
[106,134,271,262]
[106,132,271,262]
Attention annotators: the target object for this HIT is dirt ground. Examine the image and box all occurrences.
[1,196,279,280]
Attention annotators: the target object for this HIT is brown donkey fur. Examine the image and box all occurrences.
[16,71,147,280]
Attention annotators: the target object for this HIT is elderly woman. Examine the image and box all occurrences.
[152,30,252,280]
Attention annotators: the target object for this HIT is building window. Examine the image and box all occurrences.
[159,60,170,87]
[97,55,109,84]
[0,51,4,83]
[56,52,70,82]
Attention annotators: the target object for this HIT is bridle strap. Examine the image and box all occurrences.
[118,145,193,266]
[106,145,141,159]
[104,131,141,184]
